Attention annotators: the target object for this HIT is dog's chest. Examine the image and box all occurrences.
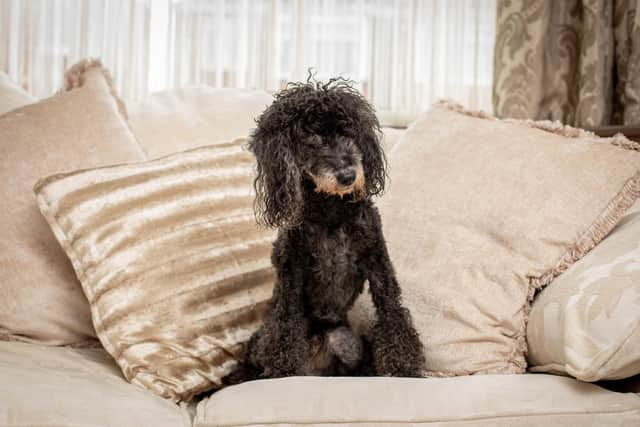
[302,224,363,322]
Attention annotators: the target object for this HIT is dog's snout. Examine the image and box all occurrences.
[336,168,356,186]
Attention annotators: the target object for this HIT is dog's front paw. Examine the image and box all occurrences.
[250,317,310,378]
[372,310,426,377]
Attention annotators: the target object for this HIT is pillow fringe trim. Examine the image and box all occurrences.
[62,58,130,122]
[432,99,640,150]
[60,58,149,159]
[528,172,640,294]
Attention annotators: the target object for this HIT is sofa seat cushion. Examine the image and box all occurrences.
[0,341,190,427]
[195,375,640,427]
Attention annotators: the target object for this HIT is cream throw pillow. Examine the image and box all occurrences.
[0,59,145,345]
[352,101,640,376]
[527,199,640,381]
[34,140,276,401]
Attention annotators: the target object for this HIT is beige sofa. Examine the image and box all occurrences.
[2,120,639,425]
[1,73,639,427]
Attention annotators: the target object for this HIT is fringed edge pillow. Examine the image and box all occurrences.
[351,100,640,377]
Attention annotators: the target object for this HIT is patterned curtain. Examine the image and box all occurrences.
[493,0,640,127]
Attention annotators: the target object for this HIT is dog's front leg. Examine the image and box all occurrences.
[368,257,426,377]
[247,245,309,378]
[366,212,426,377]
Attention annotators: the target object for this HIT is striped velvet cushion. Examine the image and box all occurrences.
[34,138,276,401]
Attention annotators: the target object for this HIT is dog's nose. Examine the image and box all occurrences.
[336,168,356,186]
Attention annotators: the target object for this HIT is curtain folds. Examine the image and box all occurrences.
[0,0,151,100]
[1,0,496,122]
[493,0,640,127]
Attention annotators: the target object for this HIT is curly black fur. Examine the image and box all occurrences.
[224,77,425,384]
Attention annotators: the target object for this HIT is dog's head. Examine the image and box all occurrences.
[248,78,386,228]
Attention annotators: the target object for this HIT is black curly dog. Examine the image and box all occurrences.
[225,77,425,383]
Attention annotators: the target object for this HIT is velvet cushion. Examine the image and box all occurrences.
[0,59,145,345]
[527,199,640,381]
[352,101,640,376]
[34,139,276,401]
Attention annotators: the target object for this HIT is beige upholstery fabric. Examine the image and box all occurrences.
[0,59,145,345]
[34,139,276,401]
[127,86,273,158]
[0,71,36,114]
[0,341,190,427]
[528,200,640,381]
[195,375,640,426]
[352,101,640,377]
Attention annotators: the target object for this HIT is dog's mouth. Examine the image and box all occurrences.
[307,165,365,200]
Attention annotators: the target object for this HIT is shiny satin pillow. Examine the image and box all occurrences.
[527,200,640,381]
[34,139,276,401]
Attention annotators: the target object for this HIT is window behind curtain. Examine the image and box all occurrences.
[0,0,496,125]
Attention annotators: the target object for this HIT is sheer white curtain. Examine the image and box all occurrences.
[0,0,496,122]
[0,0,150,99]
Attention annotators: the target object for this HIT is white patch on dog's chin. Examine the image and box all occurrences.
[326,186,356,199]
[308,165,365,200]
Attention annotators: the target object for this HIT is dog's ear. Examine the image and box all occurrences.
[247,131,303,228]
[333,83,387,198]
[357,109,386,198]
